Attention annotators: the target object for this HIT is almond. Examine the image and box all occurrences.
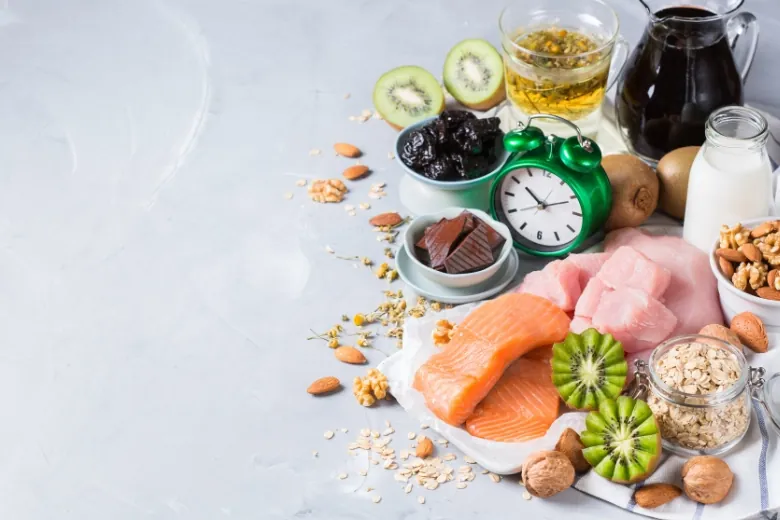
[730,311,768,353]
[343,165,370,180]
[554,428,590,473]
[750,221,775,238]
[715,248,747,263]
[307,376,341,395]
[739,243,762,263]
[415,436,434,458]
[334,143,362,158]
[757,286,780,302]
[634,483,682,509]
[369,212,403,227]
[334,346,367,364]
[718,257,735,279]
[768,269,779,289]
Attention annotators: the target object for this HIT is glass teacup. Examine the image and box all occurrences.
[499,0,628,138]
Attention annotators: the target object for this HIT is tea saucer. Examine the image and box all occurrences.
[396,243,520,304]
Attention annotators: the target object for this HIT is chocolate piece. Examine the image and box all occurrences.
[462,211,477,235]
[444,224,494,274]
[425,215,467,270]
[476,221,506,257]
[415,218,446,251]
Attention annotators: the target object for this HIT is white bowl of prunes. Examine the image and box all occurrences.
[394,110,510,191]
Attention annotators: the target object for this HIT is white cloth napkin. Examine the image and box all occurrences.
[378,307,780,520]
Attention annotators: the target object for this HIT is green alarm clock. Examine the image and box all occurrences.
[489,115,612,257]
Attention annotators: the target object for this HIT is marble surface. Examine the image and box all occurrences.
[0,0,778,518]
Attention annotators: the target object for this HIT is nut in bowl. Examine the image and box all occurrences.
[395,111,511,191]
[710,218,780,331]
[403,208,513,289]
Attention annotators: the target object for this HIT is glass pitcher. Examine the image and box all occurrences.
[616,0,759,164]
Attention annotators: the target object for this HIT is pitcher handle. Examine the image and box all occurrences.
[727,12,759,83]
[606,36,629,91]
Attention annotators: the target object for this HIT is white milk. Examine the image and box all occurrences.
[683,107,773,252]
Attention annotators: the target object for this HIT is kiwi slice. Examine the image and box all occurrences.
[580,396,662,483]
[443,39,505,110]
[551,328,627,411]
[373,66,445,130]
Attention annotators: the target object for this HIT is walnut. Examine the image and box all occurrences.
[521,450,575,498]
[719,223,749,249]
[432,319,455,346]
[352,368,389,407]
[732,261,767,291]
[309,179,347,203]
[681,456,733,504]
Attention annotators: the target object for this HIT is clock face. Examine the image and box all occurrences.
[497,166,583,249]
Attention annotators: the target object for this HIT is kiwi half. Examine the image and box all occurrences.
[580,396,662,483]
[551,328,627,411]
[373,66,445,130]
[443,39,505,110]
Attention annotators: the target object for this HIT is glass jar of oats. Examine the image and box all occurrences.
[635,335,758,457]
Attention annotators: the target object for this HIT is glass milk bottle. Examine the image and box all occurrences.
[683,106,772,252]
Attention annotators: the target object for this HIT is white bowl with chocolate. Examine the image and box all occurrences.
[403,208,512,289]
[710,217,780,330]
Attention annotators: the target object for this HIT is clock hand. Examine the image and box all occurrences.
[524,187,544,205]
[544,201,570,208]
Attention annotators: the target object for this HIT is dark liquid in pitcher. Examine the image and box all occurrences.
[616,7,743,161]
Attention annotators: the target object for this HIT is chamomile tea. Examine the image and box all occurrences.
[504,27,610,120]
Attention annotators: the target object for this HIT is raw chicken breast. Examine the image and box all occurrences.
[516,260,582,312]
[575,277,612,319]
[604,229,723,334]
[570,316,594,333]
[592,287,678,352]
[597,246,671,299]
[566,252,611,289]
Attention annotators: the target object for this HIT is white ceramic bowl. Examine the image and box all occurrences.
[403,207,513,289]
[709,217,780,331]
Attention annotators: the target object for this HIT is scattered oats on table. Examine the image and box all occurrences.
[387,152,395,160]
[324,430,334,440]
[372,495,381,504]
[338,473,348,480]
[523,491,532,500]
[308,148,321,156]
[383,427,395,436]
[358,469,367,477]
[407,432,416,440]
[295,179,307,187]
[284,192,293,200]
[312,450,318,457]
[359,202,371,210]
[418,496,425,504]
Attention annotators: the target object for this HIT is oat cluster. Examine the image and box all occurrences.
[432,319,455,347]
[648,342,749,450]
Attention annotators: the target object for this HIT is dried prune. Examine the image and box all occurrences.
[463,117,501,139]
[401,130,436,168]
[423,155,456,181]
[453,124,483,155]
[440,109,476,129]
[422,119,450,147]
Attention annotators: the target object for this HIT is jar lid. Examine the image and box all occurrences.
[761,372,780,436]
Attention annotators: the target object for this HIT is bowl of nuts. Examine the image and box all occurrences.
[711,218,780,330]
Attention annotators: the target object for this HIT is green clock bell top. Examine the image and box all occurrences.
[490,115,613,257]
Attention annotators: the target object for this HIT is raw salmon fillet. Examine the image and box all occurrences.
[465,357,560,442]
[413,293,570,426]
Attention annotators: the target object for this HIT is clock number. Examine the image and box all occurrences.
[537,231,543,240]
